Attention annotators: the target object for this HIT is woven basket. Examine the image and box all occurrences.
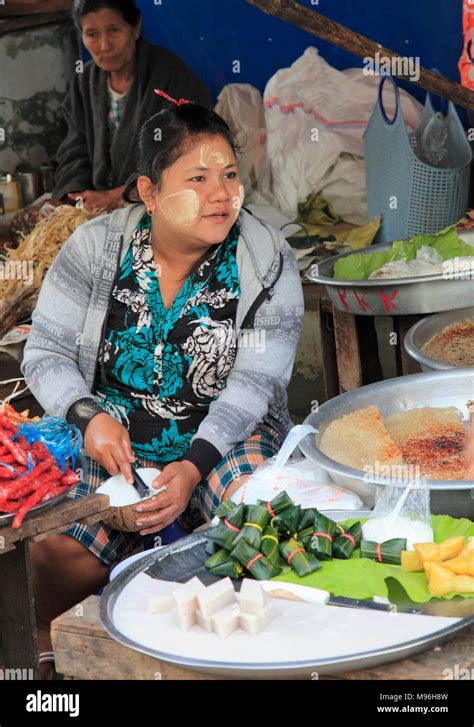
[364,75,472,242]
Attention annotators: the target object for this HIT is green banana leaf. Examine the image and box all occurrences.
[333,227,474,281]
[271,515,474,603]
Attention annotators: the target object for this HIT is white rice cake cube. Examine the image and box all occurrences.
[240,602,277,636]
[211,603,241,639]
[195,609,213,632]
[172,577,205,615]
[147,593,174,615]
[239,578,270,616]
[196,577,235,619]
[176,608,196,632]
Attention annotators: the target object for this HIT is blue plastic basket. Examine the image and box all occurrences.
[363,75,472,242]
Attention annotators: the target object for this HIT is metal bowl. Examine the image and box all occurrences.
[404,307,474,371]
[306,239,474,316]
[300,368,474,518]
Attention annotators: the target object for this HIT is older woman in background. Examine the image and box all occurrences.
[52,0,211,210]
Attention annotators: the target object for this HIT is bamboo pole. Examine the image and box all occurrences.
[246,0,474,111]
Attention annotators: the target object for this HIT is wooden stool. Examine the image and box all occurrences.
[314,286,423,398]
[0,494,110,679]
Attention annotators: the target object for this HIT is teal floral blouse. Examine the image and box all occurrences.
[94,213,241,462]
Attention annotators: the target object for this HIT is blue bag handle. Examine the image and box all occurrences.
[377,74,400,126]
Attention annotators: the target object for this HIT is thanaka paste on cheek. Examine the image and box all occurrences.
[230,184,245,222]
[158,189,200,225]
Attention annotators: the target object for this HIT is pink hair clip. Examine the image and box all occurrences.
[154,89,192,106]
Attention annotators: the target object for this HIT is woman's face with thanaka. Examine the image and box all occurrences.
[138,134,244,247]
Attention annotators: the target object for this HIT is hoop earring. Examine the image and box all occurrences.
[147,208,153,216]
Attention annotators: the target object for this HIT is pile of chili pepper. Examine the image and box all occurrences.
[0,411,79,529]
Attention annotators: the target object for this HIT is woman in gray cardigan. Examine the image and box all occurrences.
[52,0,211,209]
[24,98,304,675]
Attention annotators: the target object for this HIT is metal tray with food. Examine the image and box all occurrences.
[100,528,474,678]
[404,307,474,371]
[300,368,474,518]
[306,232,474,316]
[0,452,86,528]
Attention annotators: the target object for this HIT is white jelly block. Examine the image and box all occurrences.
[239,611,264,636]
[147,593,174,614]
[172,577,204,614]
[196,577,235,618]
[175,608,196,631]
[211,603,241,639]
[239,578,270,616]
[240,601,276,636]
[195,609,213,632]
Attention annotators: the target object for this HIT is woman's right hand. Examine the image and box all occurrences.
[84,413,135,483]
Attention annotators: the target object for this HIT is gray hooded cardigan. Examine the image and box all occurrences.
[22,205,304,477]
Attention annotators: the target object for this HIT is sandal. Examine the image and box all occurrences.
[39,651,56,680]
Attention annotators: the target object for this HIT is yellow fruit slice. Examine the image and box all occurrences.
[428,563,474,597]
[443,556,474,577]
[414,536,464,563]
[401,550,424,572]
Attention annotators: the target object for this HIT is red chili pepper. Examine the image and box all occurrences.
[12,482,55,528]
[0,446,8,455]
[31,441,51,461]
[16,436,30,450]
[0,454,15,464]
[0,499,24,513]
[40,485,69,503]
[12,457,53,485]
[0,414,18,434]
[0,467,17,479]
[60,470,79,486]
[0,431,28,466]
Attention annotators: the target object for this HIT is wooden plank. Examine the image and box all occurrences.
[332,308,363,392]
[335,625,474,680]
[0,12,69,35]
[246,0,474,110]
[0,494,110,551]
[355,315,384,385]
[393,316,424,376]
[0,540,39,678]
[318,297,340,400]
[52,596,474,681]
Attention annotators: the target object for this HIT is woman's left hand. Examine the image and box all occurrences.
[134,460,202,535]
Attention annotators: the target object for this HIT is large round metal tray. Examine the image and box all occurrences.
[100,530,474,678]
[404,307,474,371]
[306,234,474,316]
[300,368,474,518]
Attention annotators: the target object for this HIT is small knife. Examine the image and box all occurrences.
[261,582,423,615]
[130,463,151,500]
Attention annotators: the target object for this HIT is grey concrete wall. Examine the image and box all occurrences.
[0,22,71,173]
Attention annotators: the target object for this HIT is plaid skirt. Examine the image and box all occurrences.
[65,422,284,566]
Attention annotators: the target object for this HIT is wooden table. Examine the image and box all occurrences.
[304,284,423,400]
[0,494,110,679]
[52,595,474,681]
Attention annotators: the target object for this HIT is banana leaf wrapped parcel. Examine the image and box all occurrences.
[360,538,407,565]
[205,548,244,579]
[231,539,282,580]
[232,505,271,550]
[206,504,246,550]
[280,538,321,576]
[332,522,362,559]
[261,524,280,564]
